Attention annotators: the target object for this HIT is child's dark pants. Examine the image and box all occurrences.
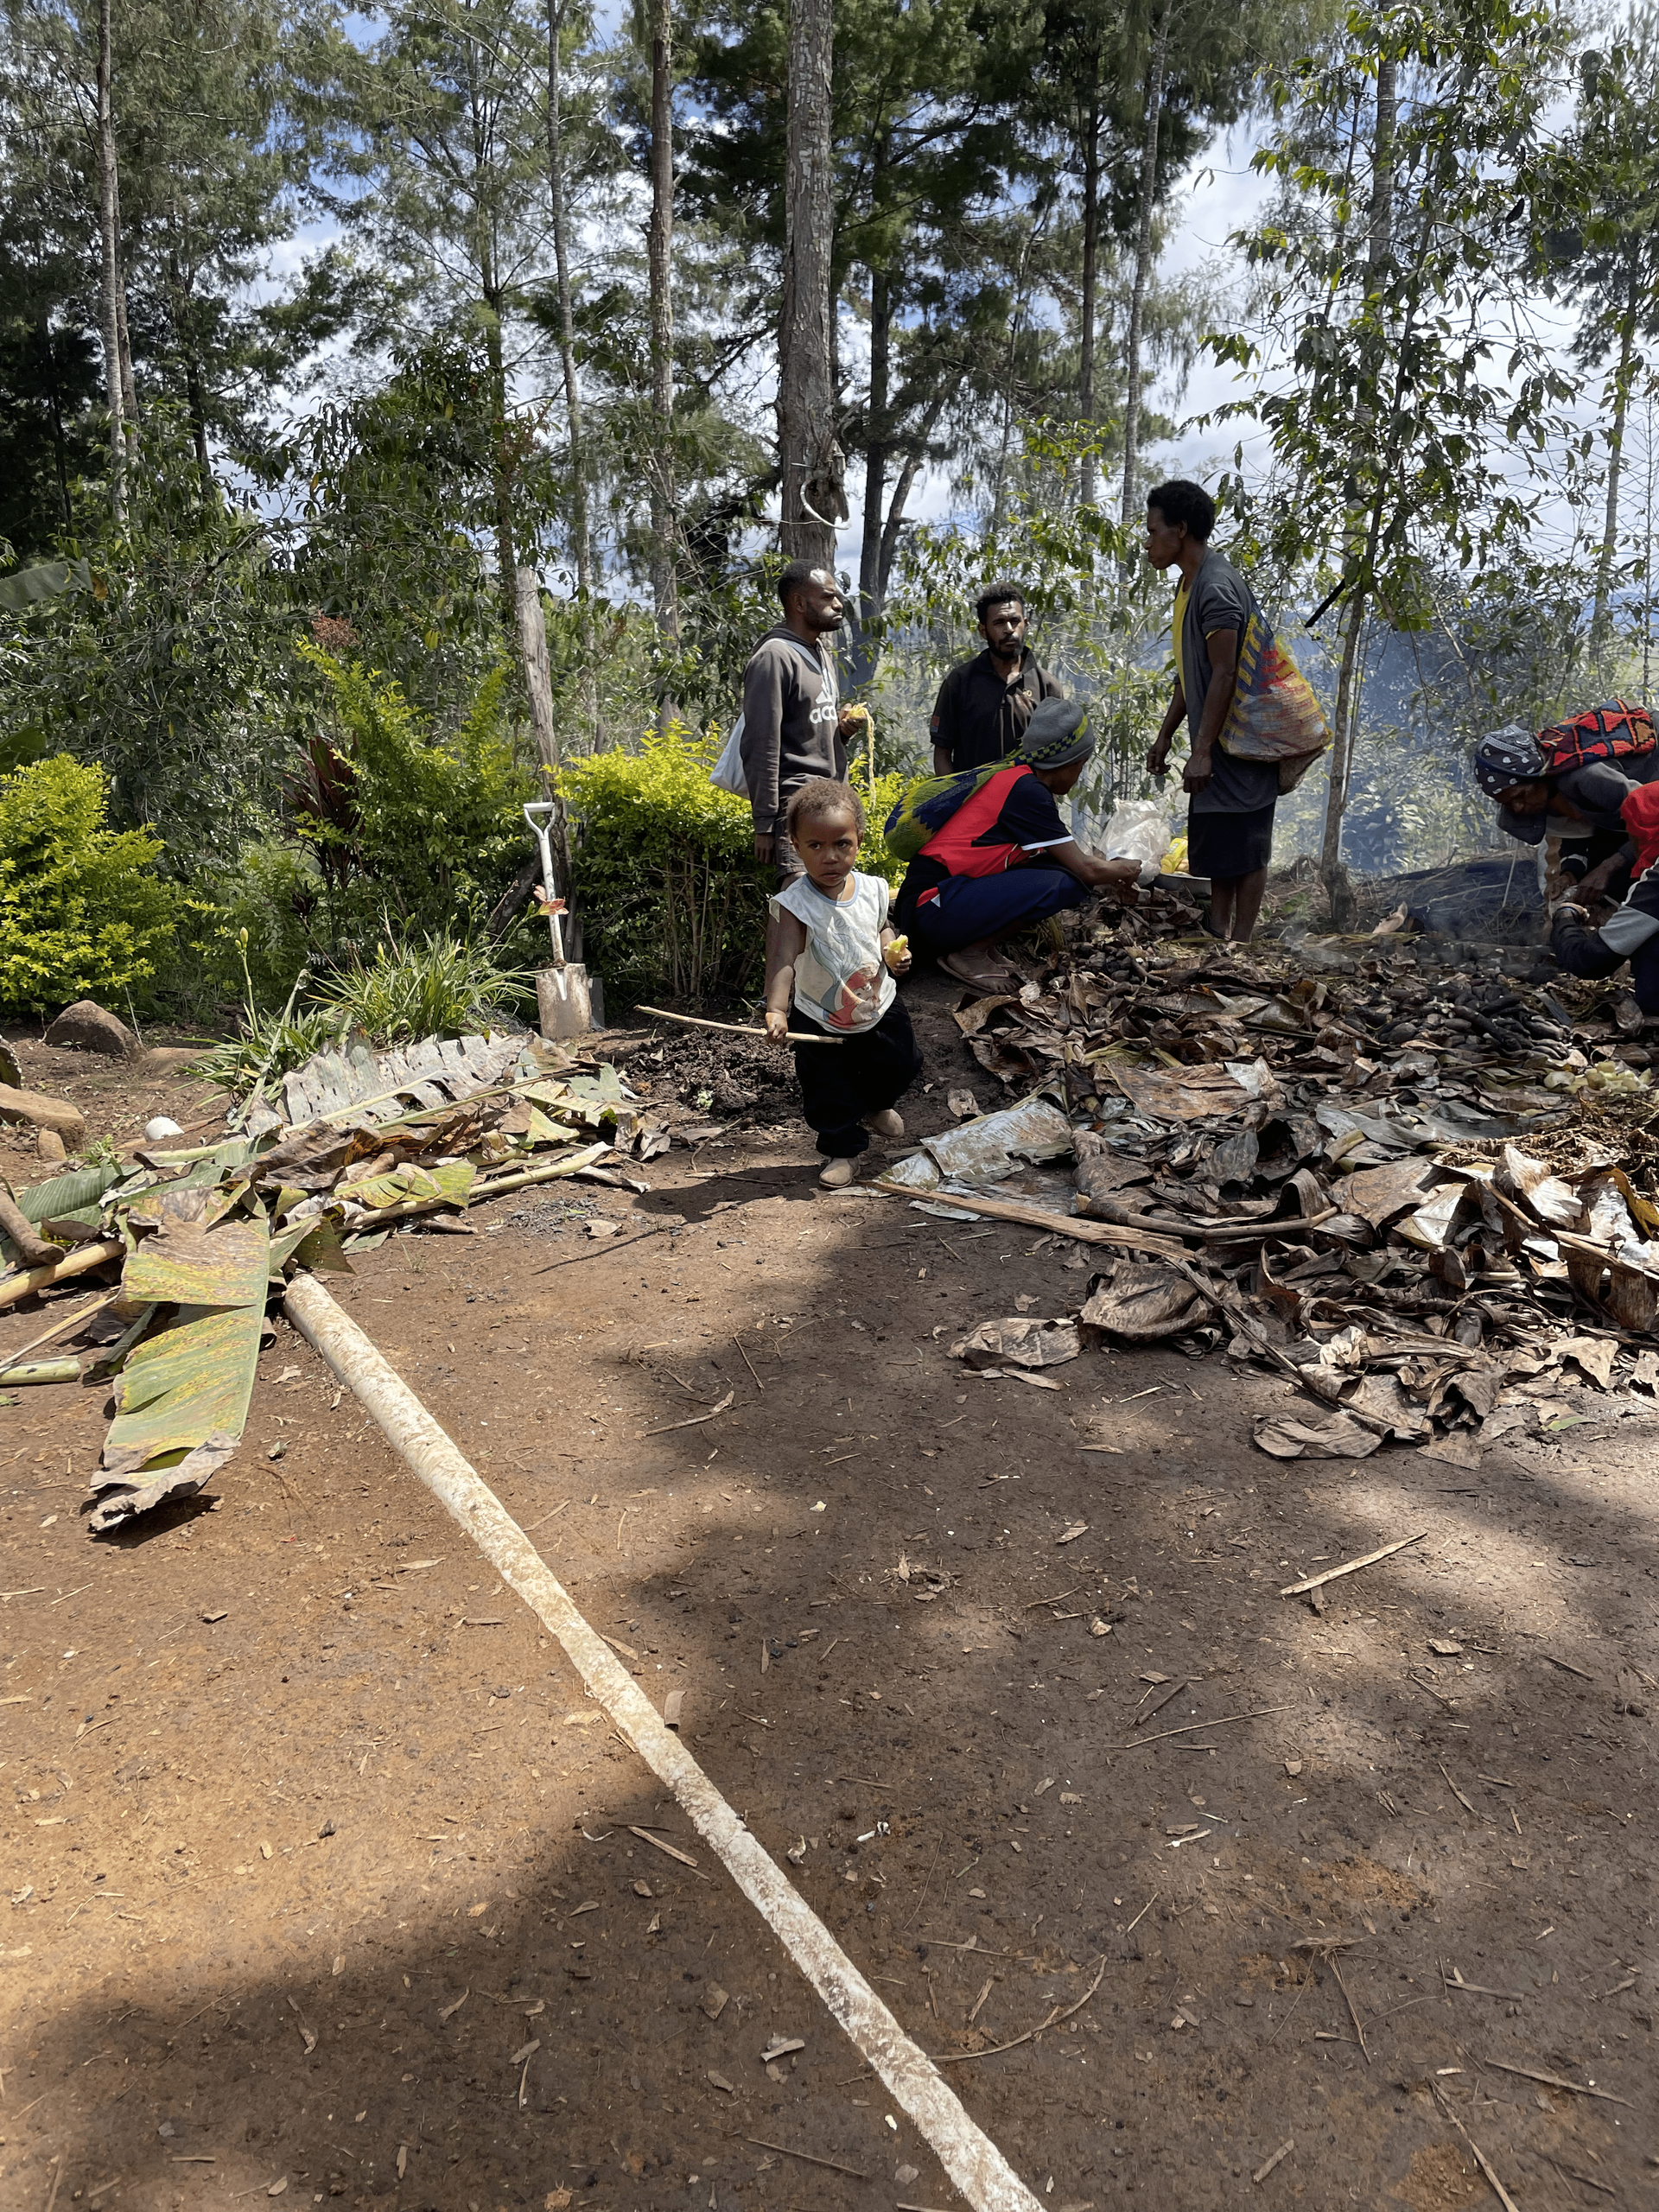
[791,997,923,1158]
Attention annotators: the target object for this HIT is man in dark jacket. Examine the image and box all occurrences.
[930,585,1063,775]
[741,562,864,881]
[1475,721,1659,904]
[1552,780,1659,1009]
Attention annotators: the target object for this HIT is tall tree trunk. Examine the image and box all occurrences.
[544,0,598,749]
[1078,95,1101,509]
[849,238,891,690]
[990,202,1046,537]
[1120,2,1170,527]
[1592,255,1640,662]
[878,452,921,595]
[114,218,137,439]
[647,0,679,644]
[96,0,125,522]
[778,0,840,568]
[185,354,213,494]
[874,396,944,602]
[514,563,578,947]
[545,0,591,602]
[516,565,561,782]
[1319,583,1369,921]
[1319,56,1395,917]
[1367,58,1396,268]
[40,320,72,529]
[482,295,516,622]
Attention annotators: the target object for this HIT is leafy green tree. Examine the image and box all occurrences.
[292,335,526,729]
[1212,0,1580,916]
[291,639,534,941]
[1,0,333,505]
[0,416,295,856]
[1531,29,1659,664]
[303,0,564,613]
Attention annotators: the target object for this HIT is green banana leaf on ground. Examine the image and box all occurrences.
[89,1216,270,1534]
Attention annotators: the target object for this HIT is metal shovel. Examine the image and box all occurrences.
[524,800,597,1038]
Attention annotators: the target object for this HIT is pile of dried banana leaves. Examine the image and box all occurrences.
[893,912,1659,1465]
[0,1031,667,1532]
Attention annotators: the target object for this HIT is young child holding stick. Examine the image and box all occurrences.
[763,777,922,1188]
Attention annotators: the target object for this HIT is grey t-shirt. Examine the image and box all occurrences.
[1181,550,1280,817]
[740,626,845,838]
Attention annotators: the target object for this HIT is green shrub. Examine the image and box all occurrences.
[314,929,531,1042]
[849,757,906,891]
[560,721,767,1007]
[218,837,327,1005]
[294,641,534,938]
[0,754,175,1014]
[190,1005,347,1097]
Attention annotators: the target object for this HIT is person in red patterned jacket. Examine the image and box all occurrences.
[894,698,1140,989]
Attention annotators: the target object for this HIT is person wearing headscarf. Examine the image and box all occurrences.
[1551,781,1659,1010]
[894,697,1141,989]
[1473,722,1659,905]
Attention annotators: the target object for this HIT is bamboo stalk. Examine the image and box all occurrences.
[0,1358,80,1387]
[1,1289,121,1367]
[0,1240,124,1311]
[279,1269,1044,2212]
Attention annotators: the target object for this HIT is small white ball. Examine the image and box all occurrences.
[144,1116,185,1141]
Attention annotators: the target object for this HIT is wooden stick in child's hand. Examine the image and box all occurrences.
[633,1004,843,1046]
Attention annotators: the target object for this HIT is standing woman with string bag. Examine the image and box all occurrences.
[1142,480,1328,943]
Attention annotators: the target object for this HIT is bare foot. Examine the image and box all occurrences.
[939,950,1014,990]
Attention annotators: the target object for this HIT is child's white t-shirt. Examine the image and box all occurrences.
[768,870,895,1033]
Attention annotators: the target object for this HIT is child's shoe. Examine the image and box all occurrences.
[861,1109,905,1138]
[818,1156,856,1188]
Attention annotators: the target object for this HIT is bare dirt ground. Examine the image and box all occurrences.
[2,979,1656,2212]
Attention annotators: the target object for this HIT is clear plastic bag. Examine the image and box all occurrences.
[1100,798,1173,887]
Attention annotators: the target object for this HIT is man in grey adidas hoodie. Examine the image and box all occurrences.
[741,562,861,882]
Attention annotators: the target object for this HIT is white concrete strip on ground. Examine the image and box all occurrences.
[283,1269,1044,2212]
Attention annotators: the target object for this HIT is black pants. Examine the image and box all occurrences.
[792,997,923,1158]
[1552,910,1659,1011]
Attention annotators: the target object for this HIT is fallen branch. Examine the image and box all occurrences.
[0,1189,60,1269]
[932,1953,1106,2065]
[1115,1702,1294,1750]
[1252,2139,1294,2186]
[1295,1939,1368,2063]
[635,1003,841,1046]
[640,1388,735,1437]
[1429,2081,1522,2212]
[741,2138,868,2180]
[1132,1677,1191,1727]
[872,1181,1185,1259]
[0,1288,120,1367]
[1280,1533,1427,1599]
[0,1358,79,1387]
[1482,2058,1630,2106]
[279,1269,1040,2212]
[1444,1966,1527,2001]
